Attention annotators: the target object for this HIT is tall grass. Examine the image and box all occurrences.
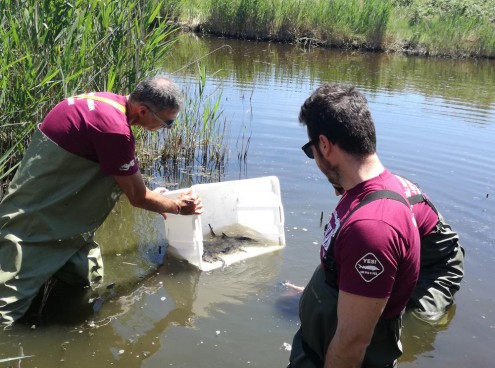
[175,0,495,57]
[0,0,178,197]
[137,66,229,189]
[201,0,392,49]
[390,10,495,57]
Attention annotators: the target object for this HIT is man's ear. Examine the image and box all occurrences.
[137,104,148,117]
[318,134,332,158]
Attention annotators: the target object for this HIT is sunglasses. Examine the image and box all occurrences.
[144,104,176,128]
[301,139,317,159]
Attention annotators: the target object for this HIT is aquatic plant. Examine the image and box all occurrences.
[137,65,229,189]
[173,0,495,58]
[0,0,177,197]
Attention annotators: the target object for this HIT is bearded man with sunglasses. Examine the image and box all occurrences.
[289,84,420,368]
[0,75,203,326]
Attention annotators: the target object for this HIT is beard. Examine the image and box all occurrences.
[316,154,341,190]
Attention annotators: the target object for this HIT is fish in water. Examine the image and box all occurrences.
[275,281,303,318]
[202,224,259,264]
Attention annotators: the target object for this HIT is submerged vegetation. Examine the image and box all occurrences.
[173,0,495,58]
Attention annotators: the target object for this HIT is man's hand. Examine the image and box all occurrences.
[114,172,203,219]
[174,189,203,216]
[325,291,387,368]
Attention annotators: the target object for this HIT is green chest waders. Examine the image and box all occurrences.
[0,127,122,325]
[289,191,410,368]
[289,267,402,368]
[406,194,465,320]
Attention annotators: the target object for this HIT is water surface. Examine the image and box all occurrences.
[1,34,494,368]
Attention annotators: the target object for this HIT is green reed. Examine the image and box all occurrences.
[174,0,495,57]
[137,65,229,189]
[0,0,178,195]
[393,12,495,57]
[199,0,392,49]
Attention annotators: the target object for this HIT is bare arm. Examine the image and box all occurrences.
[114,171,203,218]
[324,290,387,368]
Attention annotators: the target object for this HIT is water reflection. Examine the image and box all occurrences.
[0,251,282,366]
[108,253,281,365]
[169,34,495,115]
[95,198,166,258]
[400,306,457,363]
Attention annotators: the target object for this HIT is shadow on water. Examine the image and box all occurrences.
[400,306,457,363]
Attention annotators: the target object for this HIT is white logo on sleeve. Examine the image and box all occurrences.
[355,253,384,282]
[119,159,135,171]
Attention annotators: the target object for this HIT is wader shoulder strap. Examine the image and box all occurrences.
[325,190,410,286]
[332,189,409,247]
[74,94,126,114]
[407,193,439,216]
[395,174,439,216]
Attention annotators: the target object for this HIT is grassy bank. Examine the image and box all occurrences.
[172,0,495,58]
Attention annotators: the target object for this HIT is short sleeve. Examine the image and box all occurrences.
[91,128,138,176]
[335,219,401,298]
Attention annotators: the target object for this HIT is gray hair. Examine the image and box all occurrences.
[129,75,184,111]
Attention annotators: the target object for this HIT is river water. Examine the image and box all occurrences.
[1,34,494,367]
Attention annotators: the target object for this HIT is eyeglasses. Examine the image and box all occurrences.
[301,139,317,159]
[144,104,176,128]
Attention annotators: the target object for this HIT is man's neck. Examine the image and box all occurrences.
[340,153,384,191]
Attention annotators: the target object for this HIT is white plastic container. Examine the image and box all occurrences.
[162,176,285,271]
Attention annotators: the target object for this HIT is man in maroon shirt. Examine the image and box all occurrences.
[288,84,420,368]
[0,75,203,326]
[331,175,465,322]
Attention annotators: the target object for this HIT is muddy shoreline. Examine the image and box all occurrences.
[179,23,494,60]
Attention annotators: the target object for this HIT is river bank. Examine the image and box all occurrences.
[172,0,495,59]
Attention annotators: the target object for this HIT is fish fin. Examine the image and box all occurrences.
[208,224,216,237]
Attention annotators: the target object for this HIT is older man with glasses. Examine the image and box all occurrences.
[0,75,202,327]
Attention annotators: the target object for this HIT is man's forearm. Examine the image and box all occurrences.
[324,333,367,368]
[324,291,386,368]
[130,188,179,214]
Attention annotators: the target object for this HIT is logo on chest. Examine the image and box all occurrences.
[355,253,384,282]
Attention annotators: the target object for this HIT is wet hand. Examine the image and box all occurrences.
[176,190,203,215]
[282,281,305,293]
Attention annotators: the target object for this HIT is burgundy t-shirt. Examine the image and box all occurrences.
[321,170,420,319]
[395,175,438,236]
[40,92,138,176]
